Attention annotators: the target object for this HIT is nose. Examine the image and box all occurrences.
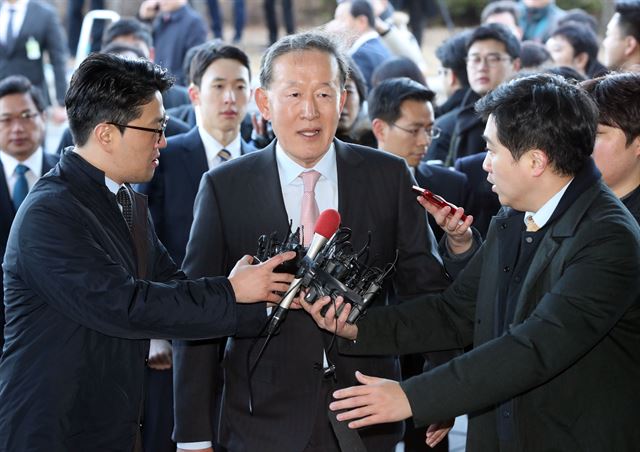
[300,95,319,120]
[223,88,236,103]
[482,152,492,173]
[157,132,167,148]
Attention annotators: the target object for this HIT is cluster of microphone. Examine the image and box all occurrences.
[255,209,396,334]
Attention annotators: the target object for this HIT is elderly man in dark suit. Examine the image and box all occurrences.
[0,75,58,354]
[0,53,294,452]
[306,73,640,452]
[0,0,68,122]
[139,42,255,452]
[172,32,450,452]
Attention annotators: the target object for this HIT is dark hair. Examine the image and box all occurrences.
[102,18,153,49]
[519,40,552,69]
[548,22,605,77]
[557,8,599,32]
[582,72,640,147]
[182,39,224,85]
[435,30,472,87]
[0,75,46,112]
[475,73,597,176]
[349,0,376,29]
[467,23,521,59]
[189,42,251,87]
[367,77,435,124]
[101,42,147,59]
[371,56,426,88]
[615,0,640,42]
[344,54,367,106]
[481,0,519,25]
[65,53,174,146]
[545,65,587,82]
[260,32,348,89]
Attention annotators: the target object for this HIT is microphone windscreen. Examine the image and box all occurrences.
[314,209,341,239]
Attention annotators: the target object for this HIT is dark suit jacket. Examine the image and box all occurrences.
[414,162,468,242]
[0,149,241,451]
[140,127,255,266]
[0,151,58,354]
[0,0,68,105]
[351,36,392,90]
[454,152,501,238]
[342,167,640,451]
[173,139,450,452]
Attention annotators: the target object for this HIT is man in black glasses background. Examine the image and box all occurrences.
[0,52,295,452]
[0,75,58,355]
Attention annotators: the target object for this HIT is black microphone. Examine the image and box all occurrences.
[266,209,341,334]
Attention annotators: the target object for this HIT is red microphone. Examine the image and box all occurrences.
[267,209,341,333]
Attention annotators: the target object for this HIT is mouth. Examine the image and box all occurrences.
[152,156,160,167]
[221,110,237,117]
[297,128,321,138]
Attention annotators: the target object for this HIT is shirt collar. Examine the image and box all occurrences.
[198,126,241,166]
[275,140,337,186]
[104,175,124,196]
[1,147,43,178]
[524,179,573,229]
[1,0,28,13]
[349,30,380,55]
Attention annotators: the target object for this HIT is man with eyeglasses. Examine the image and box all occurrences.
[0,53,296,452]
[0,75,58,355]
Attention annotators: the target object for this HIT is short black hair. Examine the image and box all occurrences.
[481,0,519,25]
[545,65,587,82]
[519,40,552,69]
[65,53,174,146]
[371,56,426,88]
[260,32,348,89]
[548,22,604,77]
[344,54,367,106]
[467,23,521,60]
[582,72,640,147]
[0,75,46,112]
[615,0,640,42]
[475,73,597,176]
[189,42,251,87]
[435,30,472,87]
[102,18,153,49]
[557,8,599,32]
[349,0,376,29]
[368,77,435,124]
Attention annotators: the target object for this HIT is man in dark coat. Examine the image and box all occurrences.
[0,75,58,354]
[172,32,450,452]
[0,53,294,452]
[305,74,640,452]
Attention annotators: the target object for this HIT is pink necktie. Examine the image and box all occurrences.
[300,170,321,246]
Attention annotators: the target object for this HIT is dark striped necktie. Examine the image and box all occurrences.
[116,186,133,230]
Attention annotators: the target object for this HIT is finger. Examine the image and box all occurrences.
[272,272,295,284]
[332,384,369,400]
[272,282,292,293]
[355,370,377,385]
[264,251,297,269]
[336,404,376,422]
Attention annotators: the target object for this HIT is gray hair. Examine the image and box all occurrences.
[259,31,349,89]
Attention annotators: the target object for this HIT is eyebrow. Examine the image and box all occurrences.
[482,134,493,144]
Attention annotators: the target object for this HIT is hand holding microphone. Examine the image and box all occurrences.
[266,209,341,334]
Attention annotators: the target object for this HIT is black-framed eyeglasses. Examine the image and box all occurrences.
[391,123,441,139]
[107,116,169,144]
[0,111,40,128]
[465,53,513,67]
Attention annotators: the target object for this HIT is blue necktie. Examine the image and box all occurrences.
[5,8,16,52]
[12,164,29,211]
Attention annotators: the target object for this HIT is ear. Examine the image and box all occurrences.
[255,87,271,121]
[511,57,521,72]
[529,149,548,177]
[573,52,589,73]
[371,118,388,144]
[188,83,200,106]
[631,135,640,158]
[624,36,639,57]
[94,123,116,152]
[149,47,156,62]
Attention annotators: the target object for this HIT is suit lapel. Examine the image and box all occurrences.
[130,187,149,279]
[247,142,289,227]
[179,128,208,183]
[335,140,366,229]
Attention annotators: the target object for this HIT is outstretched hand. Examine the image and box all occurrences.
[330,371,412,429]
[426,418,455,448]
[228,251,296,303]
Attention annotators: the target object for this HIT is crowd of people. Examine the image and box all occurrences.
[0,1,639,452]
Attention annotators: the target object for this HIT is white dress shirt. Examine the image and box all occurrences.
[0,0,28,45]
[1,147,43,198]
[524,179,573,229]
[198,126,242,170]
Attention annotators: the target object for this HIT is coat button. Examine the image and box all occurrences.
[500,223,508,230]
[503,266,510,272]
[503,410,511,418]
[525,237,533,244]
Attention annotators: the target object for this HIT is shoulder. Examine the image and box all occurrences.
[417,162,467,183]
[338,140,407,170]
